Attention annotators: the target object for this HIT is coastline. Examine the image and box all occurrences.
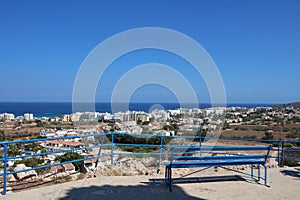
[0,102,274,118]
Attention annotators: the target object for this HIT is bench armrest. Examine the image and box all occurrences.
[265,144,273,162]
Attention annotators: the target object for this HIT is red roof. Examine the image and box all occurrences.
[62,163,75,170]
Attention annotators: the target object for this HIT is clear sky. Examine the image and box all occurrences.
[0,0,299,104]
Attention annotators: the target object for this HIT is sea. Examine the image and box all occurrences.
[0,102,274,118]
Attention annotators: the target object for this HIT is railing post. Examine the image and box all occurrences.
[111,132,114,167]
[277,141,280,167]
[281,141,285,167]
[199,135,202,157]
[94,133,105,170]
[2,143,8,195]
[158,134,163,169]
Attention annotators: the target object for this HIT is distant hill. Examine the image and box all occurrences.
[272,102,300,109]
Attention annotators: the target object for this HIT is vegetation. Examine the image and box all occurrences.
[287,116,300,123]
[287,130,300,139]
[262,131,274,140]
[8,144,22,157]
[219,134,257,140]
[24,143,46,154]
[234,126,250,131]
[14,157,44,168]
[253,126,268,131]
[55,152,84,171]
[35,119,47,127]
[13,157,47,175]
[1,131,39,140]
[163,123,179,133]
[107,134,171,153]
[243,135,257,139]
[283,145,300,166]
[283,158,299,167]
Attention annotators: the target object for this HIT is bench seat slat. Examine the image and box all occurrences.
[177,146,271,151]
[171,154,266,161]
[165,159,265,168]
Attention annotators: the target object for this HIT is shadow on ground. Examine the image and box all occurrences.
[59,175,246,200]
[149,175,246,185]
[58,184,203,200]
[280,168,300,179]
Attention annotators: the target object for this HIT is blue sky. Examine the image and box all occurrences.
[0,0,299,104]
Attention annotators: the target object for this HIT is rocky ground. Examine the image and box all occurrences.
[0,153,281,195]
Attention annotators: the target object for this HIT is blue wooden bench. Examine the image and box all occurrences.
[164,145,273,191]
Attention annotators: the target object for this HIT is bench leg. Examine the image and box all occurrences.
[169,168,172,191]
[165,167,167,183]
[165,167,173,191]
[166,167,170,185]
[264,164,269,187]
[251,164,253,179]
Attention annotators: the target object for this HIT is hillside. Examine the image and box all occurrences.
[272,102,300,109]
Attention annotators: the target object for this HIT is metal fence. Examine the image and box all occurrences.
[0,132,299,195]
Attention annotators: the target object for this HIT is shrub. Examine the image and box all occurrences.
[14,157,44,168]
[55,152,84,171]
[243,135,257,139]
[283,159,299,167]
[262,131,274,140]
[287,130,300,139]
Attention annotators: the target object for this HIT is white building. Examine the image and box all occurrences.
[0,113,15,121]
[24,113,34,121]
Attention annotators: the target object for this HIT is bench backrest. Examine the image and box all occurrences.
[169,145,272,164]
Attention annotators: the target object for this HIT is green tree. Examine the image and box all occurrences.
[14,157,44,168]
[40,146,47,153]
[32,146,39,154]
[8,144,21,157]
[55,152,84,171]
[35,119,47,127]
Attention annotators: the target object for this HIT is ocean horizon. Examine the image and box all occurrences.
[0,102,276,118]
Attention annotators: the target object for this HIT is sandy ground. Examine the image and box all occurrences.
[1,167,299,200]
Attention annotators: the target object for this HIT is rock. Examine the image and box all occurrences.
[7,174,17,182]
[135,162,148,174]
[14,164,37,181]
[267,158,278,168]
[141,157,157,167]
[44,177,52,182]
[268,152,279,168]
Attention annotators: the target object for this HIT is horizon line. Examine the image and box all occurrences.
[0,101,283,105]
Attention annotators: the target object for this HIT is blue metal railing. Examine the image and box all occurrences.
[0,132,299,195]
